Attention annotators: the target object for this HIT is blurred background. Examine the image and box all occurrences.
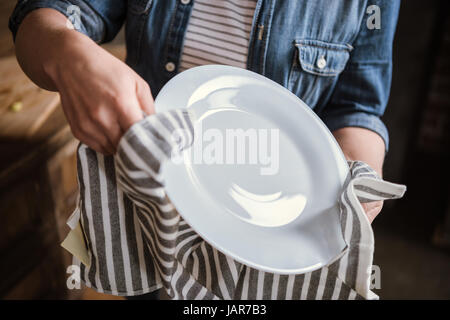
[0,0,449,299]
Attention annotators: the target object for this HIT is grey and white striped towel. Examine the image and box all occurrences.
[66,109,406,300]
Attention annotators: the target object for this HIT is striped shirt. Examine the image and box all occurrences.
[65,109,406,299]
[179,0,258,72]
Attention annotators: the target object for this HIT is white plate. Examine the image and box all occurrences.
[155,65,349,274]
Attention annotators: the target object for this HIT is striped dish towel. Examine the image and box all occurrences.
[64,109,406,300]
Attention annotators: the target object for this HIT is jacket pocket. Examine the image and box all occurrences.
[288,39,352,110]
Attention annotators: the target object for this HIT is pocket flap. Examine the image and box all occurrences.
[294,40,352,76]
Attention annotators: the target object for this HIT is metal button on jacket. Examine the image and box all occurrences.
[316,56,327,69]
[165,62,176,72]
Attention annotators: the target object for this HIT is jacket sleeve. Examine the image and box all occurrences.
[9,0,126,44]
[319,0,400,151]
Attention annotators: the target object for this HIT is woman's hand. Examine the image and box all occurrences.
[46,34,154,155]
[15,8,154,155]
[361,201,384,224]
[333,127,386,223]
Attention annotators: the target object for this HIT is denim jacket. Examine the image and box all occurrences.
[9,0,400,150]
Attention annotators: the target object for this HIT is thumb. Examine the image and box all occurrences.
[136,79,155,116]
[117,94,143,133]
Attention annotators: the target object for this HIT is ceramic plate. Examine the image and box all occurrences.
[154,65,349,274]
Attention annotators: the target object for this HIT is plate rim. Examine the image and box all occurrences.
[155,65,349,274]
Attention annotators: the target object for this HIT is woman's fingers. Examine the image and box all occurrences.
[116,95,144,133]
[62,94,116,154]
[90,105,124,151]
[361,200,384,224]
[71,123,112,155]
[136,78,155,116]
[81,123,116,155]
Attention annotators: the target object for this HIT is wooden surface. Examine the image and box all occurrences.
[0,56,61,140]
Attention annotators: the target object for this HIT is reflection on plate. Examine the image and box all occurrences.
[228,183,307,227]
